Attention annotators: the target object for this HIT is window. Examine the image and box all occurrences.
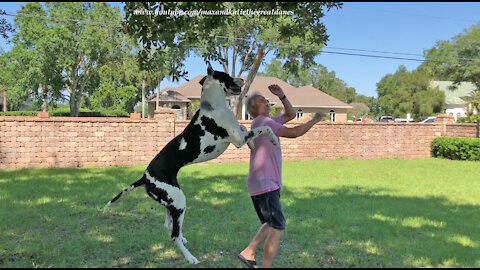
[171,105,182,120]
[330,110,336,122]
[296,109,303,119]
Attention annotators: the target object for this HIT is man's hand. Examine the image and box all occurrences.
[312,112,325,123]
[268,84,284,98]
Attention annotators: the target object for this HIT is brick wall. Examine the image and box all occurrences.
[0,112,477,169]
[210,122,444,164]
[446,124,478,138]
[0,112,175,169]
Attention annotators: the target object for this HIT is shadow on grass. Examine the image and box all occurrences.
[0,167,479,267]
[281,186,480,267]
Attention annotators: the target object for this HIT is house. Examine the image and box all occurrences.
[147,88,191,120]
[430,81,478,122]
[147,75,352,122]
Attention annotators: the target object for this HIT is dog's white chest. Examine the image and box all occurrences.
[193,136,230,163]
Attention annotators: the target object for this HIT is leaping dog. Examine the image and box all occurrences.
[103,62,278,264]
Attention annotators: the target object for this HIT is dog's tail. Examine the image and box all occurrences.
[103,175,147,213]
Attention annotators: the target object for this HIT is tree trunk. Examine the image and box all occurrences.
[69,90,80,117]
[232,38,236,77]
[476,120,479,138]
[476,106,480,138]
[2,89,7,112]
[235,43,267,118]
[42,84,48,112]
[142,78,146,118]
[156,75,163,110]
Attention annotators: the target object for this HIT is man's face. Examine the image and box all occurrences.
[255,95,271,116]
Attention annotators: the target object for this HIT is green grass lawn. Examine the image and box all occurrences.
[0,159,479,268]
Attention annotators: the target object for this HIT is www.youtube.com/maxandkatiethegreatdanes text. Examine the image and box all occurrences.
[132,8,295,17]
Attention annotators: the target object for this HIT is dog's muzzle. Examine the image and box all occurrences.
[229,78,244,94]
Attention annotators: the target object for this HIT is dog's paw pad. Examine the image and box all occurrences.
[270,136,279,145]
[187,255,199,264]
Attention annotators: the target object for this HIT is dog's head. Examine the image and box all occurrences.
[199,62,244,95]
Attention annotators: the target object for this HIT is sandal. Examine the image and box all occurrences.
[237,253,258,268]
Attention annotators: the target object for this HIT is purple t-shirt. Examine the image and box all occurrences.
[247,115,286,196]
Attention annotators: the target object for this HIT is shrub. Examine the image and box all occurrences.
[431,137,480,161]
[0,111,38,116]
[0,108,129,117]
[51,107,128,117]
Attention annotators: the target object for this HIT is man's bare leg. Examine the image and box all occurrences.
[240,223,270,261]
[261,226,284,268]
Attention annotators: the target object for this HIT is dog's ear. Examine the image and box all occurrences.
[207,61,213,76]
[198,76,207,86]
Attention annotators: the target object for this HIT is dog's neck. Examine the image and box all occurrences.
[200,84,229,109]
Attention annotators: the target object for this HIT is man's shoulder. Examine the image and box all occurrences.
[253,115,283,122]
[252,115,274,126]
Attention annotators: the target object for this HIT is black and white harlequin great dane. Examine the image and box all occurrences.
[103,62,278,264]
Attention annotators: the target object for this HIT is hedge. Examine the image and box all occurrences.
[431,137,480,161]
[0,109,129,117]
[0,111,38,116]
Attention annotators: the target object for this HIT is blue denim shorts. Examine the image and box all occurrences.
[251,189,286,230]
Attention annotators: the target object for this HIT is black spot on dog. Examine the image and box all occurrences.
[168,205,185,239]
[212,71,242,91]
[201,116,228,140]
[147,110,204,173]
[203,145,216,154]
[244,131,254,142]
[146,184,174,205]
[201,101,214,111]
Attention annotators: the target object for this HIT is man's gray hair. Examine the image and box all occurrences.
[246,91,263,116]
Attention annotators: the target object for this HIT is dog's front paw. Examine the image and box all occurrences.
[270,135,279,146]
[186,254,199,264]
[247,140,255,150]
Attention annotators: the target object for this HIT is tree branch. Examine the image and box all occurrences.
[223,46,229,73]
[218,45,229,73]
[232,37,236,77]
[235,42,267,116]
[237,38,256,77]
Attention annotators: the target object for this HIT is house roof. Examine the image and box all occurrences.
[430,81,477,105]
[147,88,191,103]
[171,75,352,109]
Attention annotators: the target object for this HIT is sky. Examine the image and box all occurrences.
[1,2,480,98]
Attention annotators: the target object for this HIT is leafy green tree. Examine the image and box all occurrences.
[13,3,64,112]
[187,100,200,120]
[376,66,444,121]
[354,95,381,118]
[348,103,370,119]
[0,53,15,111]
[124,2,342,116]
[13,2,127,116]
[260,59,358,103]
[0,46,43,111]
[90,65,138,116]
[0,9,15,39]
[424,22,480,135]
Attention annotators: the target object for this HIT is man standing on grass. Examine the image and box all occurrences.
[237,84,324,268]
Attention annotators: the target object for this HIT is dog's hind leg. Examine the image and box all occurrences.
[144,174,198,264]
[164,209,173,232]
[169,202,198,264]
